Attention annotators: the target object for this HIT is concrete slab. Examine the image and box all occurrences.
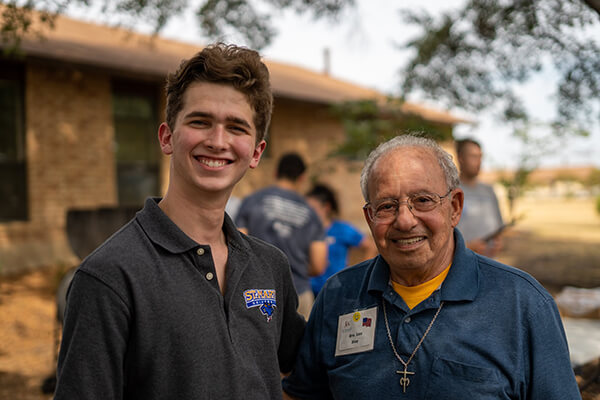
[562,317,600,367]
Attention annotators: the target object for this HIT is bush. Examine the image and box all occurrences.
[596,195,600,216]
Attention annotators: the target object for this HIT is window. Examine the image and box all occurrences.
[0,63,27,222]
[112,81,160,207]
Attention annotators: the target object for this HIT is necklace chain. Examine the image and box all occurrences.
[382,299,444,369]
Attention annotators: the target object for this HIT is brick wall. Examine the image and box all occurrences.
[232,97,370,232]
[0,63,455,275]
[0,62,117,274]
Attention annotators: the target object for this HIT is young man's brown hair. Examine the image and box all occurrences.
[165,43,273,143]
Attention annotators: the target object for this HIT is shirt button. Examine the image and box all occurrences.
[206,272,214,281]
[197,248,205,256]
[404,317,411,323]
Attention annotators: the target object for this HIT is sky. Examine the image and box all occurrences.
[69,0,600,171]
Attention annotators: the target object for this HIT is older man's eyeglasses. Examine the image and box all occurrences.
[364,189,454,223]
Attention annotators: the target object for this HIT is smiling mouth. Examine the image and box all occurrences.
[195,157,230,168]
[393,237,425,245]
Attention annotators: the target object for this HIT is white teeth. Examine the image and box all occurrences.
[396,237,423,245]
[199,158,227,168]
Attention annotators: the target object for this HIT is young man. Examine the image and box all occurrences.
[283,134,579,399]
[55,43,306,399]
[236,153,327,319]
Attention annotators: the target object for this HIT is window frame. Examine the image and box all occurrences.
[111,80,161,207]
[0,62,28,222]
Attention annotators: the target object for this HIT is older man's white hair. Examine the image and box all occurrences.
[360,134,460,202]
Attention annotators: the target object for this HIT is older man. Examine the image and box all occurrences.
[283,135,579,399]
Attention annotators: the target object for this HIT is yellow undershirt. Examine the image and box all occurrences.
[391,264,452,309]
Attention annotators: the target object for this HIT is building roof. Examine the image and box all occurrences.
[9,12,465,125]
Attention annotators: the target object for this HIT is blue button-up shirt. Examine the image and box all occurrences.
[283,230,580,399]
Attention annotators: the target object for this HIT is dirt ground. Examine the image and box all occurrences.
[0,267,59,400]
[1,196,600,399]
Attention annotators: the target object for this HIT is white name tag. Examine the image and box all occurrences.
[335,306,377,356]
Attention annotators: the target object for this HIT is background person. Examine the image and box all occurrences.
[55,43,306,399]
[283,134,579,399]
[236,153,327,319]
[225,195,242,220]
[455,137,505,258]
[306,183,377,297]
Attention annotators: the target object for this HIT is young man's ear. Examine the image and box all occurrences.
[158,123,173,155]
[249,140,267,169]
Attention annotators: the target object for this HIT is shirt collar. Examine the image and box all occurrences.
[367,256,391,294]
[440,229,479,302]
[136,197,248,254]
[366,228,479,303]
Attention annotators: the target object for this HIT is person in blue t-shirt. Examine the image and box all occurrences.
[306,184,377,297]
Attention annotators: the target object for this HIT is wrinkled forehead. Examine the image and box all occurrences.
[372,146,439,173]
[369,146,444,195]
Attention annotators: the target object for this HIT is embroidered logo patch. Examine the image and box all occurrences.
[244,289,277,322]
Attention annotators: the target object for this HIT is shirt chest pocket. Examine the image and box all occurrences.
[424,357,505,400]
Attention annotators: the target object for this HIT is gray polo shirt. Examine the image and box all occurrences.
[55,198,305,399]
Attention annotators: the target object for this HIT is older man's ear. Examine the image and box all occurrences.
[450,188,464,228]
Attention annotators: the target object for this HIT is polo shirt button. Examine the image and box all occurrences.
[206,272,214,280]
[197,248,205,256]
[404,317,411,323]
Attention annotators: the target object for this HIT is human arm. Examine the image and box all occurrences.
[278,256,307,374]
[460,183,506,258]
[466,220,512,257]
[308,240,328,276]
[54,270,130,400]
[479,186,506,257]
[527,298,580,399]
[234,197,250,235]
[282,290,333,399]
[341,223,377,265]
[357,235,378,261]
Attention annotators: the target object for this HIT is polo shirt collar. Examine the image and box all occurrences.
[439,229,479,302]
[136,197,248,254]
[366,228,479,303]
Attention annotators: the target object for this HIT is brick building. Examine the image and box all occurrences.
[0,13,464,275]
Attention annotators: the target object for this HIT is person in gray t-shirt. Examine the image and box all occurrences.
[456,138,504,258]
[236,153,327,319]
